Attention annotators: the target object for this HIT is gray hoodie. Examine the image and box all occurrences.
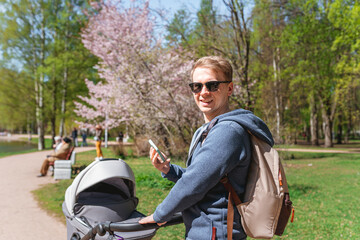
[153,109,274,240]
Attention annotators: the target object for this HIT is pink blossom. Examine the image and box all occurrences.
[75,0,200,149]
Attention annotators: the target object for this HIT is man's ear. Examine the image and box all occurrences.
[227,82,233,96]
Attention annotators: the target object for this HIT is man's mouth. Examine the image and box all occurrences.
[200,99,213,105]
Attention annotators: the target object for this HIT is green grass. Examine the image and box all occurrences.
[32,148,360,239]
[0,148,39,158]
[273,152,360,239]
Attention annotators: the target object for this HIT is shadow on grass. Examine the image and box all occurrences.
[279,151,339,160]
[289,183,318,198]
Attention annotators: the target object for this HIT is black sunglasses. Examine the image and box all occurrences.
[189,81,232,93]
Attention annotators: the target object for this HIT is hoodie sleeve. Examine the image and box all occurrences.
[160,125,206,183]
[161,163,186,183]
[153,121,251,222]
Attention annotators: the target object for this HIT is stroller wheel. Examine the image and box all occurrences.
[70,233,81,240]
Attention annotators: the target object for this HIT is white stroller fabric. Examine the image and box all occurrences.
[64,158,136,217]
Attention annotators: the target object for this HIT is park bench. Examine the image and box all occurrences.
[53,147,76,180]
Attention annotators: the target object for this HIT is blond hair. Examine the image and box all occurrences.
[190,56,233,82]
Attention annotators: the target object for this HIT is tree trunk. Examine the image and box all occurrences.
[306,125,311,143]
[244,38,251,110]
[37,8,47,150]
[50,10,59,145]
[320,90,337,148]
[35,77,44,150]
[310,97,319,146]
[59,66,68,137]
[27,115,32,141]
[50,64,57,145]
[36,81,45,149]
[59,26,69,137]
[228,0,252,110]
[344,115,351,144]
[344,128,349,143]
[35,14,46,150]
[321,105,333,147]
[273,58,281,143]
[336,114,342,144]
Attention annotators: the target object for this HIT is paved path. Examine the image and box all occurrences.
[0,138,95,240]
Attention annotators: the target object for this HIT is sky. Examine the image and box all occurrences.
[148,0,202,14]
[148,0,226,17]
[141,0,229,36]
[145,0,252,33]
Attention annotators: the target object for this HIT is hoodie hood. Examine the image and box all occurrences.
[214,109,274,146]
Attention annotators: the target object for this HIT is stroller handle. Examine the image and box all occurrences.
[81,212,183,240]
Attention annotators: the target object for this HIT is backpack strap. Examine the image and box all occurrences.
[186,118,218,166]
[220,176,242,240]
[201,118,218,143]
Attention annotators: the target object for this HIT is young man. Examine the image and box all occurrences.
[37,137,72,177]
[140,56,274,239]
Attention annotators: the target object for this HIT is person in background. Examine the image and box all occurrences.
[118,131,124,143]
[46,136,63,159]
[38,137,72,177]
[81,127,88,147]
[71,127,78,147]
[52,136,62,151]
[139,56,274,240]
[95,124,103,160]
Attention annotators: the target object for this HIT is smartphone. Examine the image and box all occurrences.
[148,139,166,163]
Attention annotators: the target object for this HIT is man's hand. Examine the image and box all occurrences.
[149,147,171,174]
[138,214,166,226]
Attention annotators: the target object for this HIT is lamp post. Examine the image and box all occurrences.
[105,111,108,148]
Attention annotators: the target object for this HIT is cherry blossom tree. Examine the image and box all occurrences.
[75,79,130,129]
[75,0,201,155]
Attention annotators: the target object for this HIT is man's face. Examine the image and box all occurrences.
[192,67,233,122]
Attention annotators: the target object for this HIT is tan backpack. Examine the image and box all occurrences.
[221,133,294,239]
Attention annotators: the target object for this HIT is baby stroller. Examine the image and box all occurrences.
[62,158,182,240]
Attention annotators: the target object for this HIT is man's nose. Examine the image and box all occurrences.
[199,84,210,94]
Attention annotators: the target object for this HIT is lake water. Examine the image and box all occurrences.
[0,139,37,153]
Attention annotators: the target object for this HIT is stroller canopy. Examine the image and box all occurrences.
[64,158,136,217]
